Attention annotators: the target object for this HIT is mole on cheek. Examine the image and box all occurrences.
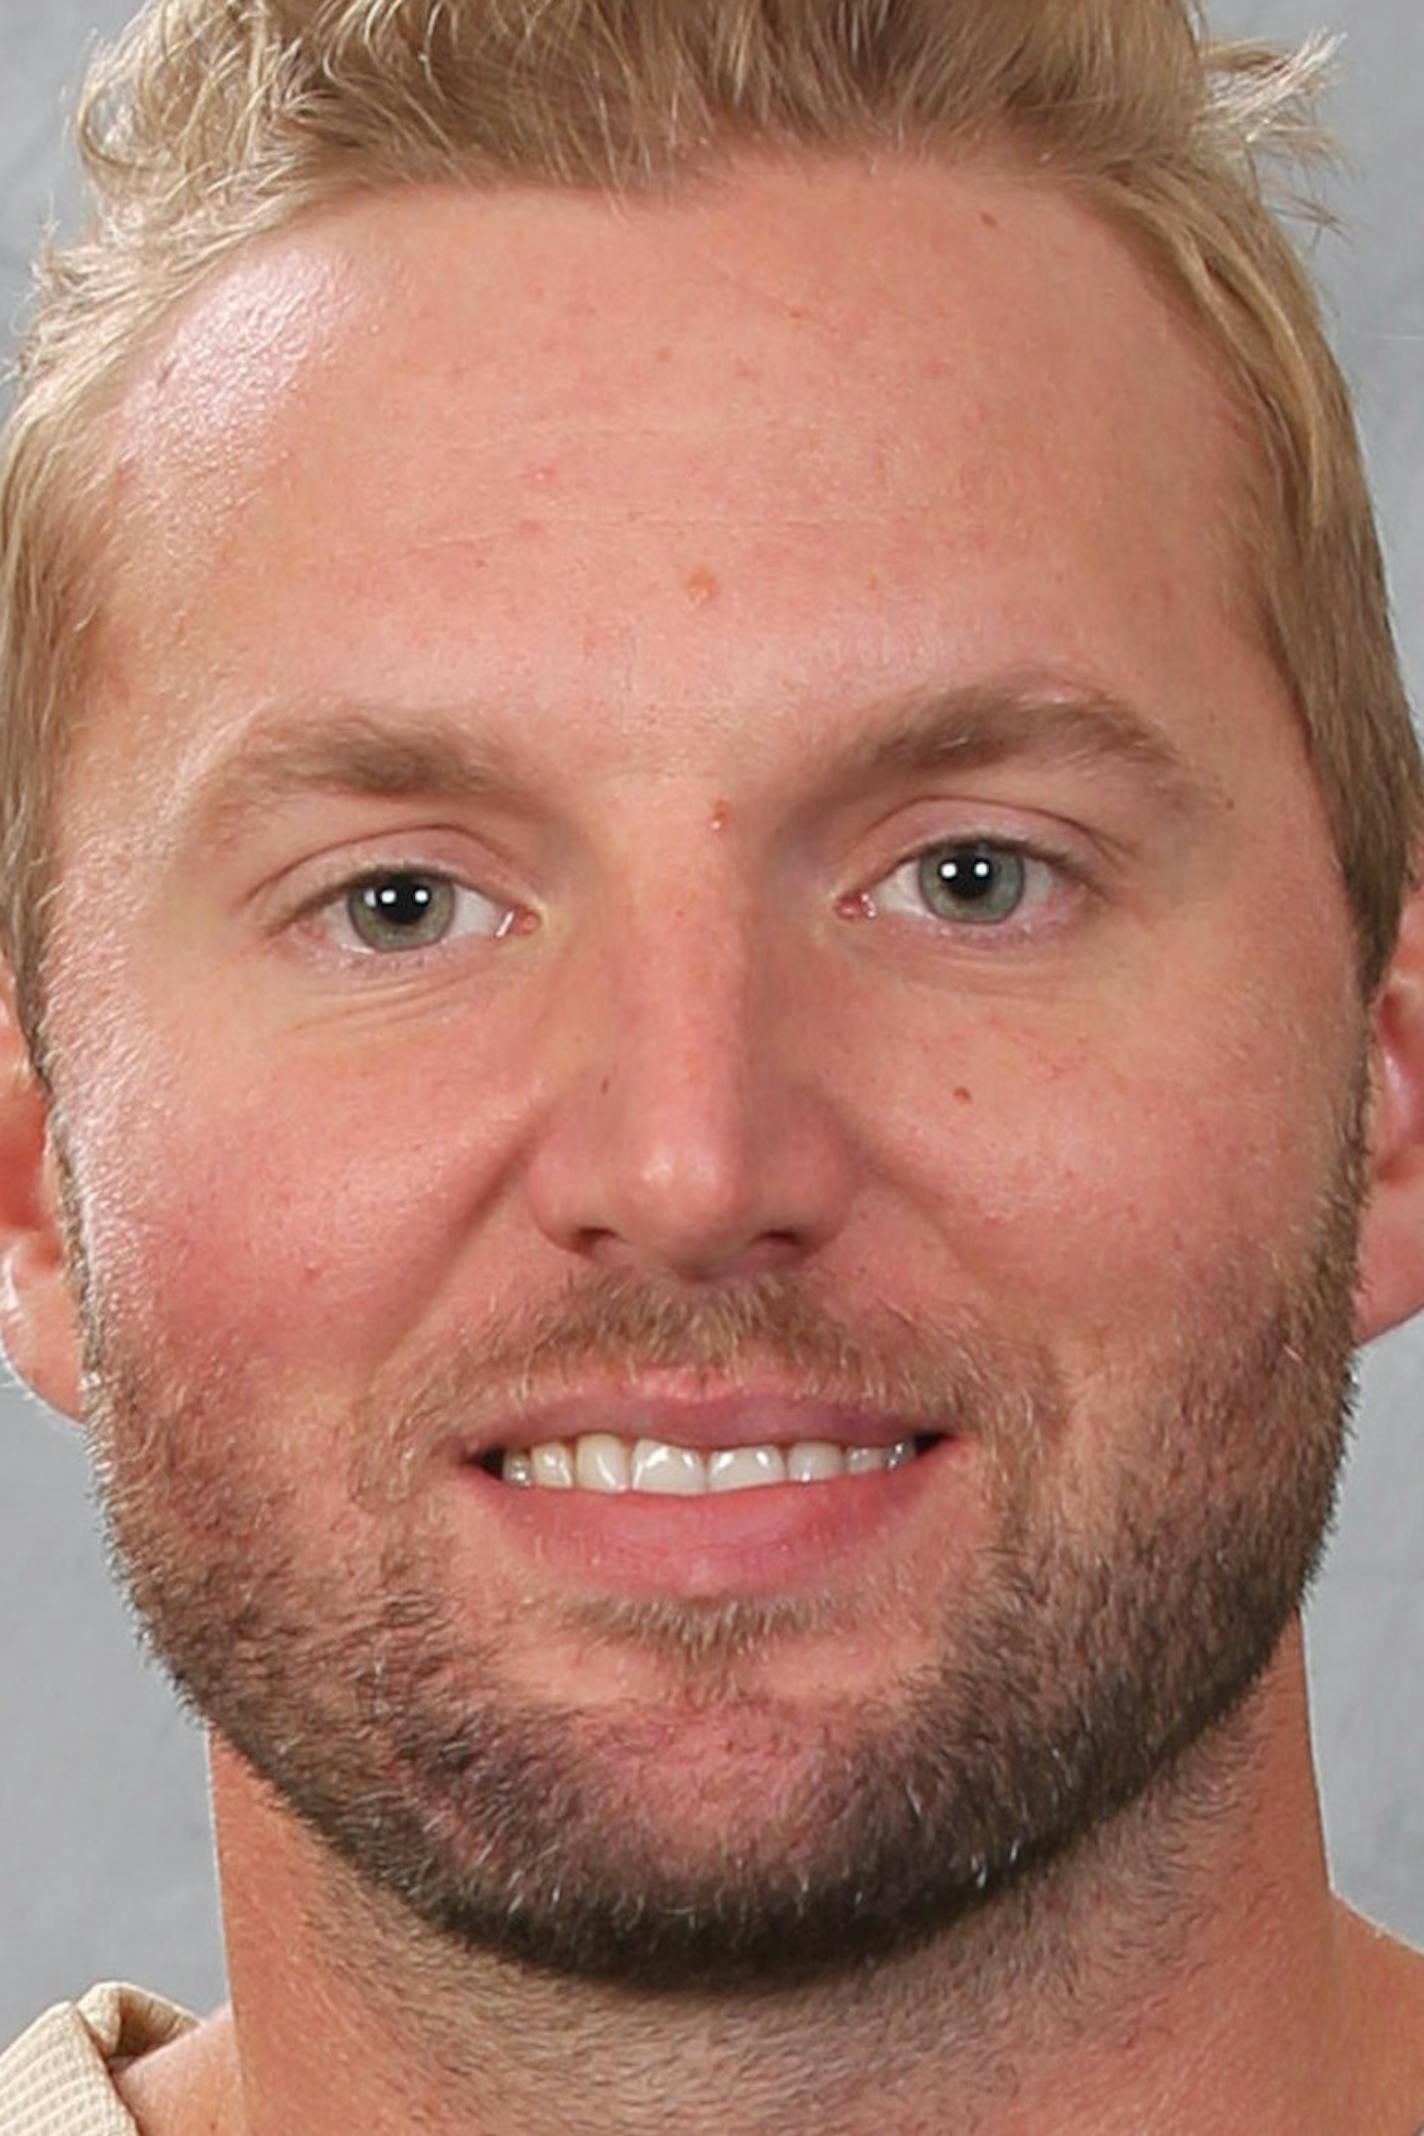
[709,800,731,833]
[953,1086,973,1106]
[684,565,720,607]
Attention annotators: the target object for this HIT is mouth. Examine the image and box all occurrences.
[451,1388,965,1597]
[473,1431,948,1493]
[459,1429,962,1599]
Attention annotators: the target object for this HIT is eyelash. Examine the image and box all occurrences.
[865,834,1081,939]
[296,869,515,958]
[295,832,1084,964]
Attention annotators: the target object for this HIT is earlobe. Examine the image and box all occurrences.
[1353,885,1424,1343]
[0,981,84,1420]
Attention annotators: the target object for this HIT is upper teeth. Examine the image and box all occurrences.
[498,1433,920,1492]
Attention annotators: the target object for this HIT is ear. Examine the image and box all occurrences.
[0,979,84,1420]
[1354,884,1424,1342]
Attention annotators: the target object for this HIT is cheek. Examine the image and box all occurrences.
[868,980,1358,1356]
[63,1026,514,1379]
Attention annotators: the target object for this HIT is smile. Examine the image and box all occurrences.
[478,1432,946,1491]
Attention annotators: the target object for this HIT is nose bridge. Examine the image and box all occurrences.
[523,841,854,1277]
[612,869,758,1128]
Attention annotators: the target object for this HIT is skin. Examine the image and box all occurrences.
[4,153,1424,2131]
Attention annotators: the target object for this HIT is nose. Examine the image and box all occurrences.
[522,895,857,1283]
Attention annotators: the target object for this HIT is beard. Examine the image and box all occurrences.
[69,1068,1367,1999]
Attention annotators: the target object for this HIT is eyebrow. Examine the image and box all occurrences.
[186,674,1215,850]
[190,708,524,851]
[812,677,1217,815]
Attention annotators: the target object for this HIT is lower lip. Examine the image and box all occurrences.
[457,1439,966,1597]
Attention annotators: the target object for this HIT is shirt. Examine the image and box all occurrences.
[0,1983,196,2134]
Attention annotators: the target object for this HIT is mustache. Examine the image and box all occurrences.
[350,1267,1066,1495]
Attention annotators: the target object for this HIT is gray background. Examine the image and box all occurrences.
[0,0,1419,2043]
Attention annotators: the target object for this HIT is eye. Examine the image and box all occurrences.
[329,869,512,954]
[867,839,1062,930]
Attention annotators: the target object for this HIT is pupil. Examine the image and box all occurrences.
[347,872,455,951]
[362,879,434,926]
[940,853,995,898]
[920,844,1026,924]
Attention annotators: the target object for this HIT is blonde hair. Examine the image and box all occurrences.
[1,0,1418,1058]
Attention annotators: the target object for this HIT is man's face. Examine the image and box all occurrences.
[45,157,1366,1990]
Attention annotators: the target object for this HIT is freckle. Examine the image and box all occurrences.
[709,800,731,833]
[979,210,999,231]
[953,1086,973,1106]
[656,345,673,365]
[685,566,720,608]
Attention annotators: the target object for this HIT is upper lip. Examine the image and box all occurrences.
[464,1388,945,1458]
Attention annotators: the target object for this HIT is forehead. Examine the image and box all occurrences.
[90,153,1265,797]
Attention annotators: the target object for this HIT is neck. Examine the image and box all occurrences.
[139,1625,1414,2136]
